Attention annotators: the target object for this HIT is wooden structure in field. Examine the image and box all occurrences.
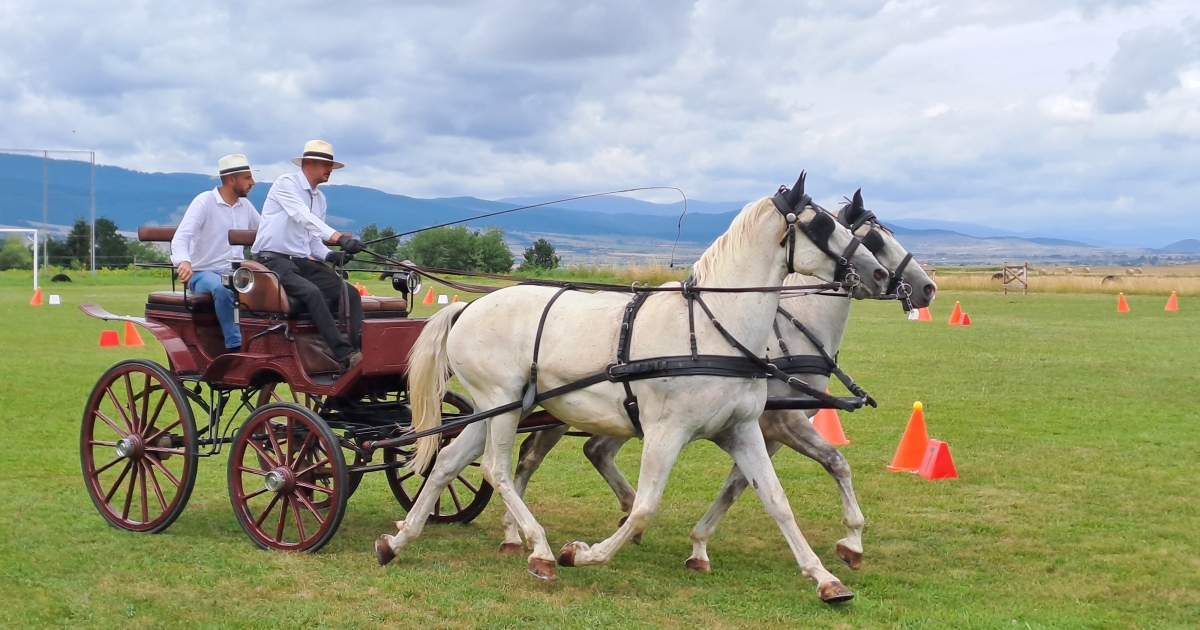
[1002,262,1028,295]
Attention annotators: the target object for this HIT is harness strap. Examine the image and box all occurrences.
[608,355,771,380]
[522,285,575,411]
[615,291,653,437]
[771,317,790,357]
[776,306,876,406]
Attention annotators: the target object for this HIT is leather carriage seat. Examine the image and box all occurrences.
[362,296,407,311]
[147,291,213,309]
[236,261,304,314]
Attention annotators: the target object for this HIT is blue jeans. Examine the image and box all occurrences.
[189,270,240,350]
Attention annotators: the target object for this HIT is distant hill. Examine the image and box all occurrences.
[497,195,744,216]
[1155,239,1200,254]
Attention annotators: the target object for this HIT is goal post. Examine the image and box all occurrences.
[0,228,39,290]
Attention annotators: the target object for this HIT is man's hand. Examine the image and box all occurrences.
[178,261,193,283]
[336,234,366,255]
[325,251,351,267]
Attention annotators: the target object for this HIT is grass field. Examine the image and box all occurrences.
[1,273,1198,629]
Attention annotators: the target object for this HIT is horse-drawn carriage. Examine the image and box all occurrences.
[78,226,568,551]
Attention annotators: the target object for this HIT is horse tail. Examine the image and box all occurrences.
[407,301,469,474]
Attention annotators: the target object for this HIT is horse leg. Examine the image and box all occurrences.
[557,427,689,568]
[480,410,558,580]
[499,424,570,553]
[713,421,853,604]
[768,411,866,570]
[376,422,487,564]
[686,441,784,572]
[583,435,636,513]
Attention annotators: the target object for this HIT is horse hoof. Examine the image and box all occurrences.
[557,542,581,568]
[374,536,396,566]
[528,557,557,580]
[817,580,855,604]
[836,543,863,570]
[499,542,524,555]
[685,557,711,573]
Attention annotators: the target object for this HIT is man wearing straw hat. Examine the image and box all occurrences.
[171,154,261,353]
[252,140,366,370]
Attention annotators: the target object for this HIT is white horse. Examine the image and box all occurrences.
[505,190,937,575]
[376,176,890,603]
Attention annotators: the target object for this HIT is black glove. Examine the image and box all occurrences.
[325,251,351,266]
[336,234,366,255]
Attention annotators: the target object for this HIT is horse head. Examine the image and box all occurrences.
[837,189,936,309]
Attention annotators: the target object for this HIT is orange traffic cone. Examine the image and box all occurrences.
[947,301,963,325]
[812,407,850,445]
[961,313,971,326]
[99,331,120,347]
[1117,293,1130,313]
[888,402,929,472]
[1165,292,1178,312]
[422,287,434,305]
[359,283,370,297]
[29,287,42,306]
[452,295,459,303]
[918,439,958,480]
[123,321,144,347]
[917,307,932,321]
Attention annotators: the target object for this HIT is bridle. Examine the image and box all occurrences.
[770,187,862,289]
[836,204,915,312]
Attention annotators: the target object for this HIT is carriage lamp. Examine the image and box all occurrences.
[390,270,421,300]
[231,267,256,294]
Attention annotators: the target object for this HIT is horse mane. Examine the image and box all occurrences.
[691,197,779,284]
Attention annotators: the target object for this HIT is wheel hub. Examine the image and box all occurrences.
[115,435,144,459]
[264,467,295,494]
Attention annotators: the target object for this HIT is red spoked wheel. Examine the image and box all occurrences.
[80,359,198,533]
[257,383,363,502]
[384,391,494,524]
[227,402,348,552]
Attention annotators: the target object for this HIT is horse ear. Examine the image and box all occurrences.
[783,171,807,208]
[852,188,864,211]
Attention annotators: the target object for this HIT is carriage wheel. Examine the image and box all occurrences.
[80,359,198,533]
[384,391,494,524]
[256,383,363,502]
[228,402,348,552]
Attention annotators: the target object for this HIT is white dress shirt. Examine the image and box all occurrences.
[251,171,337,259]
[170,189,261,272]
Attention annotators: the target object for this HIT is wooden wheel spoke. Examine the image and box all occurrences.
[143,390,169,438]
[94,455,124,475]
[95,410,129,439]
[294,457,330,477]
[143,461,168,512]
[240,487,270,501]
[292,491,326,525]
[236,466,269,477]
[285,420,295,466]
[447,482,463,512]
[139,460,150,522]
[254,493,282,527]
[104,461,133,502]
[291,432,317,469]
[290,496,307,541]
[247,437,279,468]
[145,454,182,488]
[121,463,138,520]
[140,373,152,434]
[456,475,479,494]
[397,471,414,482]
[275,495,289,542]
[123,374,140,434]
[144,418,182,446]
[89,440,119,447]
[105,386,135,433]
[265,418,286,467]
[293,480,333,496]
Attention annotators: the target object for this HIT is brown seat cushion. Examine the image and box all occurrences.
[361,296,407,312]
[147,291,213,309]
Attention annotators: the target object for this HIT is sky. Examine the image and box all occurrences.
[0,0,1197,246]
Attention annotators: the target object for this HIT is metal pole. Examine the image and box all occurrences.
[32,229,38,291]
[42,151,48,276]
[90,152,96,275]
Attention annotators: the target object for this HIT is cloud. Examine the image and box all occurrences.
[0,0,1197,246]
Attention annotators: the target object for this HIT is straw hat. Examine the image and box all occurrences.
[291,140,345,169]
[216,154,255,177]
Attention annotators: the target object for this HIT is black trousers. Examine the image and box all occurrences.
[256,254,363,362]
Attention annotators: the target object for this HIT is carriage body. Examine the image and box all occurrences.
[78,227,493,552]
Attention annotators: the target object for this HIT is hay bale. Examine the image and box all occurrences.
[1065,267,1074,275]
[1134,268,1144,275]
[1126,268,1135,275]
[1101,275,1121,285]
[991,272,1004,280]
[1083,267,1092,273]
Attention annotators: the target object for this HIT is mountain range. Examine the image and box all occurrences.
[1,153,1196,264]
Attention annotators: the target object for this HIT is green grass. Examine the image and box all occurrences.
[1,273,1198,628]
